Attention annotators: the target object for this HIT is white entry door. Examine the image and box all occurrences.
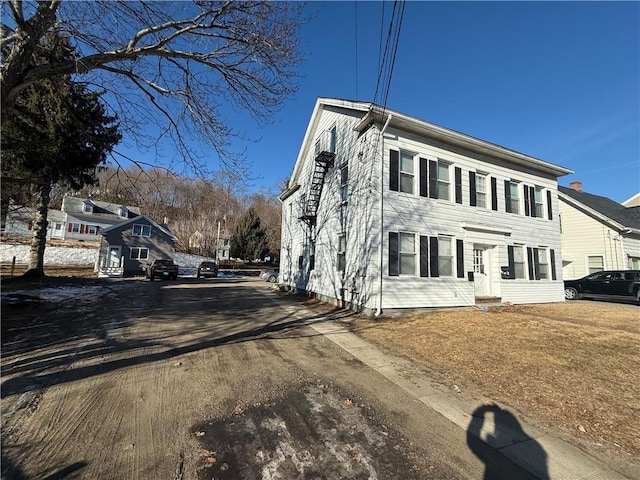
[107,246,122,267]
[473,247,490,297]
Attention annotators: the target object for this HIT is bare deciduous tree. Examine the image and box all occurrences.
[1,1,304,173]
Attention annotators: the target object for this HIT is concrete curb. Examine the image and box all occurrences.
[307,320,632,480]
[266,289,634,480]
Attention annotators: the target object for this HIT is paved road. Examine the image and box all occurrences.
[2,277,539,480]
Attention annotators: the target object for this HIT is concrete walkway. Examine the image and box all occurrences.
[272,293,635,480]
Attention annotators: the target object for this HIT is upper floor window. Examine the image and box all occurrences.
[534,186,544,218]
[475,173,487,208]
[399,152,414,194]
[505,180,520,214]
[330,125,337,153]
[87,225,99,235]
[118,206,128,218]
[435,161,451,201]
[133,224,151,237]
[340,165,349,203]
[82,202,93,213]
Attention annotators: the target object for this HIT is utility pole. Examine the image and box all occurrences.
[216,220,221,263]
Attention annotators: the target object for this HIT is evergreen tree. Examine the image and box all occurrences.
[230,208,269,262]
[1,32,121,277]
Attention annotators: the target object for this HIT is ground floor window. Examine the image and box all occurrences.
[630,256,640,269]
[587,255,604,274]
[130,247,149,260]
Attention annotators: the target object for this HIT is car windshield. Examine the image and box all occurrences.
[200,262,216,267]
[156,260,173,265]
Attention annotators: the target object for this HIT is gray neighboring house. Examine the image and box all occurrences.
[3,202,66,239]
[97,215,178,277]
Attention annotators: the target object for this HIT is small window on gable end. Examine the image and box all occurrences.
[330,125,337,154]
[340,164,349,203]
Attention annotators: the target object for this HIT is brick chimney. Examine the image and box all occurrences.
[569,181,583,191]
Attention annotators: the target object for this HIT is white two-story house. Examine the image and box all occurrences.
[279,98,573,314]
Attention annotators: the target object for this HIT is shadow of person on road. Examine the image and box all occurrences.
[467,403,550,480]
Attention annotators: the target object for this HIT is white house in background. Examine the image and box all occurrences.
[558,182,640,280]
[3,202,66,239]
[2,196,142,242]
[279,98,573,314]
[61,196,142,241]
[622,192,640,207]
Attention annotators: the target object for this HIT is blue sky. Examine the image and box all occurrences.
[226,1,638,203]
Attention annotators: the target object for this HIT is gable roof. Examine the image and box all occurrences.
[62,196,142,217]
[559,186,640,232]
[286,98,573,192]
[100,214,178,241]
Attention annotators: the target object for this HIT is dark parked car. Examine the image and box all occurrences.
[197,261,218,278]
[146,259,179,280]
[564,270,640,303]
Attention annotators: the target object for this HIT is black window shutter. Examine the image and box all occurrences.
[533,248,541,280]
[419,236,429,277]
[547,190,553,220]
[550,249,557,280]
[507,245,516,279]
[389,232,399,276]
[454,167,463,204]
[298,255,303,269]
[504,180,512,213]
[419,158,428,197]
[309,255,315,271]
[491,177,498,211]
[429,237,439,277]
[389,150,399,192]
[456,239,464,278]
[530,186,537,217]
[527,247,535,280]
[428,160,437,199]
[469,172,477,206]
[523,185,531,217]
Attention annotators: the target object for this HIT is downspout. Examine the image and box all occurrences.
[375,113,393,316]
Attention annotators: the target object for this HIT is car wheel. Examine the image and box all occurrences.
[564,287,578,300]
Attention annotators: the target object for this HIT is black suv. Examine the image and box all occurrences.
[197,261,218,278]
[564,270,640,303]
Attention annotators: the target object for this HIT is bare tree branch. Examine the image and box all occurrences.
[1,1,304,175]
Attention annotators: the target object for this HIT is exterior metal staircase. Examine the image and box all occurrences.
[300,131,336,226]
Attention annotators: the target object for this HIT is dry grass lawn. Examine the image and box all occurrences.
[349,302,640,460]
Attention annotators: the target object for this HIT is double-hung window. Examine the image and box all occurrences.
[505,180,520,214]
[587,255,604,274]
[400,152,414,194]
[130,247,149,260]
[399,232,416,275]
[534,186,544,218]
[337,234,346,271]
[133,224,151,237]
[528,247,549,280]
[476,173,487,208]
[507,245,526,279]
[340,165,349,203]
[438,236,453,277]
[436,162,451,201]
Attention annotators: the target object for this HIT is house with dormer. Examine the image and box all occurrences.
[61,196,142,242]
[558,182,640,279]
[279,98,573,314]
